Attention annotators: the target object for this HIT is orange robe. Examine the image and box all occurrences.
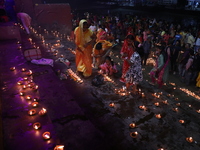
[74,20,93,77]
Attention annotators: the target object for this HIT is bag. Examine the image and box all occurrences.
[92,74,104,86]
[24,48,42,61]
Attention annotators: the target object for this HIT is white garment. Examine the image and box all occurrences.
[89,25,97,32]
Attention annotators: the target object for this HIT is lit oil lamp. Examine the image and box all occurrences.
[138,89,141,94]
[33,122,41,130]
[158,148,164,150]
[129,123,136,128]
[196,109,200,113]
[23,77,28,81]
[141,92,145,98]
[39,108,47,115]
[19,91,25,96]
[26,95,31,100]
[22,85,27,89]
[130,131,138,138]
[32,102,39,107]
[21,68,26,72]
[33,98,39,102]
[173,107,178,112]
[176,103,180,106]
[17,81,23,85]
[109,102,115,107]
[179,120,185,124]
[186,137,194,143]
[27,70,32,76]
[10,67,16,71]
[42,131,51,140]
[54,145,64,150]
[155,114,161,119]
[32,85,38,91]
[188,105,192,108]
[139,105,146,110]
[154,102,159,106]
[28,109,36,116]
[163,100,168,104]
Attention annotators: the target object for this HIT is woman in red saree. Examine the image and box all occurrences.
[74,19,96,77]
[120,34,135,82]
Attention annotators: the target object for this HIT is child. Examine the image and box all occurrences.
[99,56,117,76]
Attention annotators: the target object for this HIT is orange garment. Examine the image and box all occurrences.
[74,19,94,77]
[93,40,112,67]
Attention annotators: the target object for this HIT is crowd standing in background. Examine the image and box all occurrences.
[72,11,200,94]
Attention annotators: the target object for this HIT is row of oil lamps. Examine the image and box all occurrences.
[11,28,65,149]
[11,67,50,139]
[67,69,83,83]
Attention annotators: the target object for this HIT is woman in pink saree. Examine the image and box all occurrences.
[150,45,170,88]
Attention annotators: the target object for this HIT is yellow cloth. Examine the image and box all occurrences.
[74,19,93,77]
[92,40,112,68]
[93,40,112,56]
[196,72,200,87]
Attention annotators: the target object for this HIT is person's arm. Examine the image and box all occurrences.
[157,54,164,70]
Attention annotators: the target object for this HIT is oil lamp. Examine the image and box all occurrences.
[154,102,159,106]
[27,70,32,76]
[22,85,27,89]
[141,92,145,98]
[179,120,185,124]
[139,105,146,110]
[19,91,25,96]
[42,132,51,140]
[33,98,39,102]
[33,122,41,130]
[173,107,178,112]
[28,109,36,116]
[186,137,193,143]
[17,81,23,85]
[163,100,168,104]
[21,68,26,72]
[23,77,28,81]
[54,145,64,150]
[109,102,115,107]
[26,95,31,100]
[130,131,138,138]
[129,123,136,128]
[39,108,47,115]
[196,109,200,113]
[32,85,38,91]
[10,67,16,71]
[32,102,39,107]
[155,114,161,119]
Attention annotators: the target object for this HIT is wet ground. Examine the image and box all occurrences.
[1,7,200,150]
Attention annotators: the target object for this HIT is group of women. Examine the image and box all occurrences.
[74,19,169,95]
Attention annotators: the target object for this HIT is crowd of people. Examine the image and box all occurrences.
[72,11,200,94]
